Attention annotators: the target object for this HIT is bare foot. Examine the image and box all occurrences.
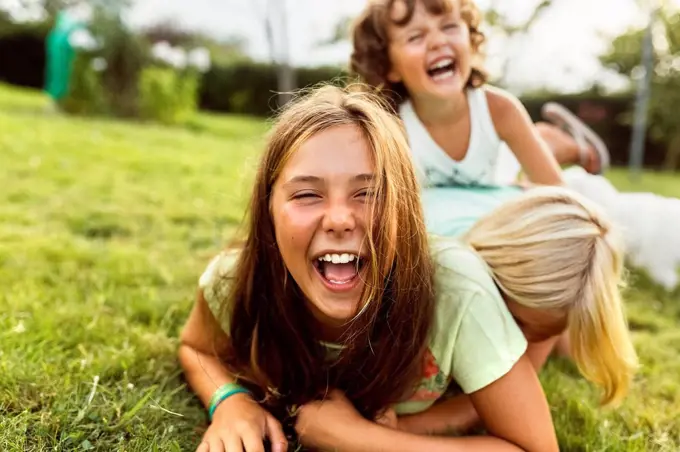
[540,102,610,175]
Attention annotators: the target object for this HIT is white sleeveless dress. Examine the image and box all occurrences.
[401,87,680,291]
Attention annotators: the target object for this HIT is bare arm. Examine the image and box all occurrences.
[178,290,238,407]
[322,423,528,452]
[486,88,564,186]
[398,393,479,436]
[303,355,559,452]
[398,336,562,436]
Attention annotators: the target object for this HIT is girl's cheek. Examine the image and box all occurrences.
[278,204,320,239]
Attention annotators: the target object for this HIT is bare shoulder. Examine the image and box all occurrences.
[484,86,525,119]
[483,85,531,138]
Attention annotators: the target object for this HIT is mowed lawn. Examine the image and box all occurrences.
[1,83,679,451]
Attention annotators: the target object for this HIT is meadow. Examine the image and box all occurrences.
[1,83,679,451]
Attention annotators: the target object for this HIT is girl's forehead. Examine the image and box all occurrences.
[277,125,375,182]
[388,0,456,22]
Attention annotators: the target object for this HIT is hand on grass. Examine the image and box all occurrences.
[197,393,287,452]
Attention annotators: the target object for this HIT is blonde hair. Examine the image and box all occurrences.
[463,187,638,406]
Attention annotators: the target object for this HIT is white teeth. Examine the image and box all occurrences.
[432,71,454,81]
[317,253,359,263]
[430,58,453,70]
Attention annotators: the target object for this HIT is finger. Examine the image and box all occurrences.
[375,414,390,426]
[240,428,264,452]
[225,433,244,452]
[208,436,226,452]
[265,415,288,452]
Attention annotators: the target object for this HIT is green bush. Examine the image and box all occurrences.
[138,66,199,125]
[92,13,148,117]
[198,61,350,116]
[57,54,107,115]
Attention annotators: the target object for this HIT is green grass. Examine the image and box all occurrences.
[1,83,679,451]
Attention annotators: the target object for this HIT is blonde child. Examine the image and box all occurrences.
[394,186,639,435]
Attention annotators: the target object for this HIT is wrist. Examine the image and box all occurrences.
[211,392,254,420]
[208,383,252,421]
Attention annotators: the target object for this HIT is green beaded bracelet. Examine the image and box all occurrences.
[208,383,251,421]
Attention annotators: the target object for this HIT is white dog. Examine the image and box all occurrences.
[563,167,680,291]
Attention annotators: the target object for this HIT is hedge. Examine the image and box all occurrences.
[0,27,667,168]
[197,62,663,167]
[0,21,50,89]
[198,62,351,116]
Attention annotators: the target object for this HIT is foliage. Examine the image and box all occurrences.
[50,1,209,123]
[199,61,349,116]
[0,20,51,88]
[483,0,553,35]
[80,3,147,117]
[600,9,680,170]
[57,53,107,115]
[141,20,248,66]
[138,67,199,125]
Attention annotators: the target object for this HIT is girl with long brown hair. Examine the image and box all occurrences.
[178,85,558,451]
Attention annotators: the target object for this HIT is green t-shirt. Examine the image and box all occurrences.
[198,237,527,415]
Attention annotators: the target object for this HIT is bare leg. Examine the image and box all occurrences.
[535,121,601,174]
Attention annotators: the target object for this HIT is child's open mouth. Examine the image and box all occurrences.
[312,253,366,291]
[427,57,457,82]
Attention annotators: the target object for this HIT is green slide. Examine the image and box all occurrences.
[44,11,86,101]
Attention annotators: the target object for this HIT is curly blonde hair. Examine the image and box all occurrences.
[350,0,487,108]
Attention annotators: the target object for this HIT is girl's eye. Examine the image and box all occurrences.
[407,33,423,43]
[443,23,458,31]
[292,192,320,200]
[356,189,377,199]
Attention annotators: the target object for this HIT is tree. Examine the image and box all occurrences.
[317,15,353,47]
[321,1,554,88]
[229,0,297,107]
[600,7,680,170]
[264,0,295,106]
[141,20,248,66]
[7,0,84,20]
[482,0,553,87]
